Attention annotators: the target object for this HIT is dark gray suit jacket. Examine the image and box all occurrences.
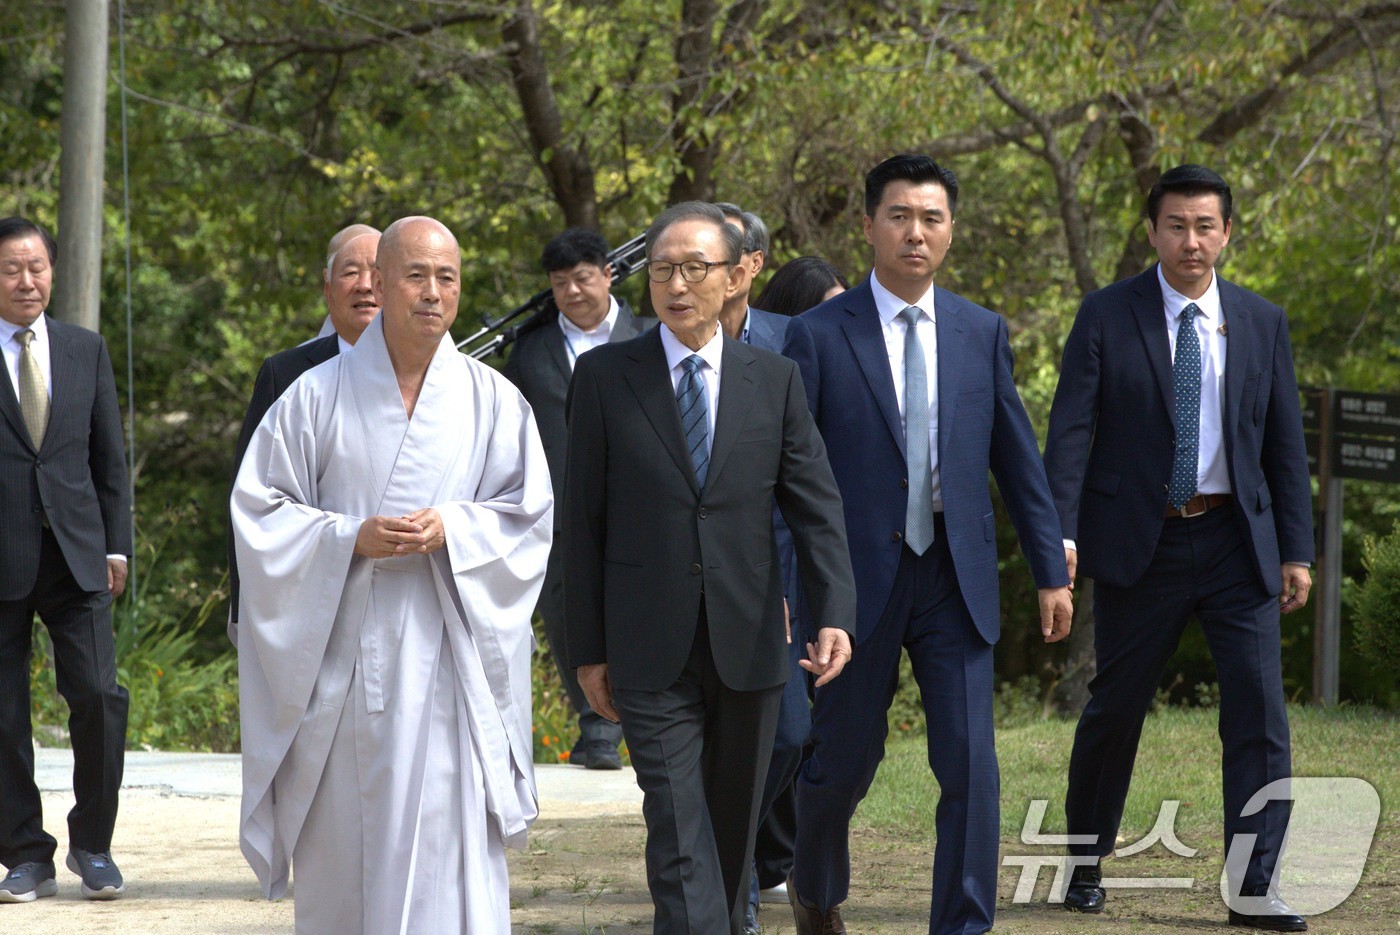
[502,300,648,506]
[0,315,130,600]
[563,326,856,693]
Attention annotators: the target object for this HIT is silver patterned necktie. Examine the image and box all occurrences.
[677,354,709,488]
[17,328,49,449]
[1168,303,1203,509]
[901,307,934,554]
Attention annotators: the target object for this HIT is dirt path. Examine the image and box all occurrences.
[12,760,1394,934]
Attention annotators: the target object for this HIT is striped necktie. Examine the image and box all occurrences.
[677,354,709,488]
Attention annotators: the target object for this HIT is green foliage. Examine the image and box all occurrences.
[1353,521,1400,705]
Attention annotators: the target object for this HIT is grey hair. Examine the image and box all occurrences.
[646,202,744,264]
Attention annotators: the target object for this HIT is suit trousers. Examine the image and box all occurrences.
[537,540,623,751]
[0,526,128,866]
[612,617,783,935]
[1066,505,1293,892]
[795,517,999,935]
[750,630,809,899]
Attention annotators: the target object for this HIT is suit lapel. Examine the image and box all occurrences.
[706,337,756,490]
[840,282,905,456]
[544,322,572,382]
[41,319,80,455]
[933,288,966,467]
[0,340,30,451]
[1219,277,1252,444]
[1131,267,1176,428]
[622,328,699,494]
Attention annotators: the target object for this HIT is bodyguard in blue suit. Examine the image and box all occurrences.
[1044,165,1313,932]
[782,155,1073,934]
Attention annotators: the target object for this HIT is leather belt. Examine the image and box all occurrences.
[1166,493,1230,518]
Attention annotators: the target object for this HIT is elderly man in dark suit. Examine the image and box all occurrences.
[503,227,649,770]
[564,201,857,935]
[227,224,380,633]
[782,155,1073,935]
[1044,165,1313,932]
[0,217,132,903]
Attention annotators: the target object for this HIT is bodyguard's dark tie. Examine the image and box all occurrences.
[901,306,934,554]
[1168,303,1203,509]
[677,354,709,488]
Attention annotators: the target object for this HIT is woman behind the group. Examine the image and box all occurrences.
[752,255,850,318]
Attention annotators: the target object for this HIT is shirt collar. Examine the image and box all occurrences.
[0,310,48,347]
[659,320,724,376]
[1157,264,1222,327]
[739,307,752,344]
[870,273,936,326]
[559,295,619,339]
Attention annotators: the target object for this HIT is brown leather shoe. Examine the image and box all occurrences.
[788,872,847,934]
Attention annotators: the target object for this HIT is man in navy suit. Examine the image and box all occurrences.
[1044,165,1312,932]
[782,155,1073,934]
[0,217,131,902]
[227,224,380,633]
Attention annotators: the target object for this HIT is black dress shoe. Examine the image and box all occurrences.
[1063,862,1105,913]
[582,740,621,770]
[788,873,846,934]
[1228,892,1307,931]
[743,901,761,935]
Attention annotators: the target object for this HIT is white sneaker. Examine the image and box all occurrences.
[759,880,788,904]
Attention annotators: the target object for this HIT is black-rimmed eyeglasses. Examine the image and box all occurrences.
[645,259,730,284]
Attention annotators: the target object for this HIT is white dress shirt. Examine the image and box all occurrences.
[659,321,722,455]
[0,311,53,403]
[0,311,125,565]
[870,273,942,510]
[559,296,620,370]
[1159,265,1230,496]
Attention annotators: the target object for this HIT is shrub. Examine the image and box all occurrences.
[1354,521,1400,699]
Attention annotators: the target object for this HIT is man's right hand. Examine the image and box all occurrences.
[1065,546,1078,590]
[355,515,427,558]
[578,663,620,723]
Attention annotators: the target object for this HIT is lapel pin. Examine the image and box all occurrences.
[1218,323,1228,336]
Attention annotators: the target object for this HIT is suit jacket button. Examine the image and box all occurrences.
[892,531,903,542]
[900,478,908,489]
[690,563,702,575]
[698,508,709,519]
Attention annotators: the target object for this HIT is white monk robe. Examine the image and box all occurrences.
[232,314,552,933]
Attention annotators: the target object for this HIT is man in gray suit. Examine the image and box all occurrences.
[503,227,649,770]
[0,217,131,903]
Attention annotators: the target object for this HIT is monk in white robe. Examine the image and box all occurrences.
[232,216,552,933]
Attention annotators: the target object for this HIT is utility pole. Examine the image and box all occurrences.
[53,0,110,332]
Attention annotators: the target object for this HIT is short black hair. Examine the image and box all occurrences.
[0,217,57,263]
[1146,164,1232,225]
[865,154,959,218]
[645,202,743,264]
[752,256,850,318]
[713,202,770,254]
[541,227,610,273]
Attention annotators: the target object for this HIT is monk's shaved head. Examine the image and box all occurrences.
[377,217,459,271]
[373,216,462,358]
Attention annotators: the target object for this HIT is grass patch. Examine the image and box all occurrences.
[855,704,1400,846]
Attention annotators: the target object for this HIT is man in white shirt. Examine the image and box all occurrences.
[1044,164,1313,931]
[0,216,131,904]
[503,227,649,770]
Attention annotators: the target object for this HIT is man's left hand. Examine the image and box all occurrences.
[1280,563,1312,614]
[107,559,128,598]
[401,508,446,554]
[1038,586,1073,642]
[799,627,852,687]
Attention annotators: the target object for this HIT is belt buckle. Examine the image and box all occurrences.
[1179,495,1208,519]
